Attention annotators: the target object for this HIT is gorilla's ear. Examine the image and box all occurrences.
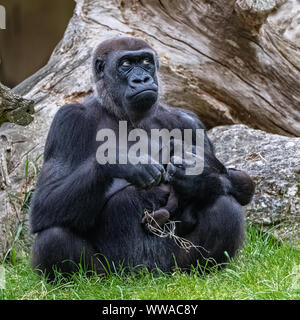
[95,58,105,77]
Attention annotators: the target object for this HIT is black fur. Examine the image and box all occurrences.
[30,37,255,279]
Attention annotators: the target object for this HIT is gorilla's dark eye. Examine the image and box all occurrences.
[143,58,151,65]
[121,60,131,67]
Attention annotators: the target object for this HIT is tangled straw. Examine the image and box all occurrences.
[143,209,209,256]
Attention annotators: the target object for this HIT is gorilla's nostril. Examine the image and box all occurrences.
[144,76,150,83]
[132,76,150,84]
[132,78,142,84]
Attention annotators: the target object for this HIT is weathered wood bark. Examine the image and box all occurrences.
[0,0,300,256]
[14,0,300,136]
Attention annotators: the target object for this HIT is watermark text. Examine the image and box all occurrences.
[96,121,204,175]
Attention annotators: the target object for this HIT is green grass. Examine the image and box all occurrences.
[0,224,299,300]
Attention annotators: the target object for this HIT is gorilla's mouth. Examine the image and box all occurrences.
[131,88,157,98]
[129,89,158,109]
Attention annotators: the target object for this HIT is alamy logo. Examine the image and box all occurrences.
[96,121,205,175]
[0,5,5,30]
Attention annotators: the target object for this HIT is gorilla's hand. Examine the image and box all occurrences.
[112,163,166,189]
[131,163,166,189]
[165,156,199,197]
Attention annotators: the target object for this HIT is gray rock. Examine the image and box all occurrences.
[208,124,300,246]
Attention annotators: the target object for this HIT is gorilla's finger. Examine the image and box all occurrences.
[166,162,176,176]
[135,170,154,189]
[155,163,165,172]
[155,165,166,184]
[146,164,164,185]
[145,178,157,189]
[146,169,162,188]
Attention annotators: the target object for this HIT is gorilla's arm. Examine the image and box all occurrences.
[30,103,166,234]
[30,105,111,234]
[30,157,109,234]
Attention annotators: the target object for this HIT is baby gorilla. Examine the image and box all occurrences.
[141,155,255,237]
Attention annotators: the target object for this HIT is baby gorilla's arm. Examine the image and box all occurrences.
[141,185,178,231]
[141,184,197,237]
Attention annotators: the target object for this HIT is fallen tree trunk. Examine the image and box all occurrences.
[0,0,300,257]
[14,0,300,136]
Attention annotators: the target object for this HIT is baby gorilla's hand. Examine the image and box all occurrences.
[165,156,198,196]
[141,208,170,234]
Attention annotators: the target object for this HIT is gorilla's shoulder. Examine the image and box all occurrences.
[48,103,92,136]
[55,103,86,118]
[54,97,100,122]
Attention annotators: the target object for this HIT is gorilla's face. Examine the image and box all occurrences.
[96,49,159,117]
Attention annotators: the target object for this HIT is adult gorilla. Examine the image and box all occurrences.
[30,37,254,278]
